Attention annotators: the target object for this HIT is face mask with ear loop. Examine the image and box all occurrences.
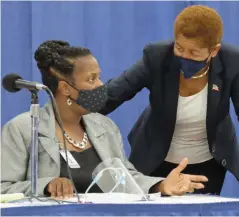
[66,81,108,113]
[176,51,213,79]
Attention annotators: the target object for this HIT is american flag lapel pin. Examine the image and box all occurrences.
[212,84,219,91]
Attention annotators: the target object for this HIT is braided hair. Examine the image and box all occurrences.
[34,40,91,95]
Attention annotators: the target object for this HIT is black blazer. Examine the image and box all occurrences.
[101,40,239,180]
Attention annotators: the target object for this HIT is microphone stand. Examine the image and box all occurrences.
[30,91,40,196]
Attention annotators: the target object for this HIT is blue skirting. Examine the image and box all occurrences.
[2,202,239,216]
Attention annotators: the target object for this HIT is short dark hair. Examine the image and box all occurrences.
[34,40,91,95]
[174,5,223,49]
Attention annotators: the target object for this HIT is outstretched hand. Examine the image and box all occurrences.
[157,158,208,196]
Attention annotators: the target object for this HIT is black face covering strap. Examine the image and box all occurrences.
[68,84,108,113]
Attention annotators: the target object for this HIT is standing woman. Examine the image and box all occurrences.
[100,5,239,195]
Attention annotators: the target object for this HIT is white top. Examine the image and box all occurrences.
[165,84,213,164]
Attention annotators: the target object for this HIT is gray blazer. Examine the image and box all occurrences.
[1,102,162,196]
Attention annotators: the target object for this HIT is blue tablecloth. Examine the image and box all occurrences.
[2,202,239,216]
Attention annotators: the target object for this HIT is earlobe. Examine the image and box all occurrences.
[61,88,70,96]
[58,81,70,96]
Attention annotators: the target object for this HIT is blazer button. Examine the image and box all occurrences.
[221,159,227,166]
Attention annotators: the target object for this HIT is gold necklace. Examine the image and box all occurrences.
[181,67,209,79]
[64,131,88,149]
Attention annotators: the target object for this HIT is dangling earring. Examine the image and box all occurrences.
[67,97,72,106]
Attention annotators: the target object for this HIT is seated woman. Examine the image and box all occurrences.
[1,40,207,198]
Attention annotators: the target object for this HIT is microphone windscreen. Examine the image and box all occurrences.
[2,73,22,92]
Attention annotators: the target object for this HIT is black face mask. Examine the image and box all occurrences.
[68,83,108,113]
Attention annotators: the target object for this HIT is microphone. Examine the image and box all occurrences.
[2,73,81,202]
[2,73,47,93]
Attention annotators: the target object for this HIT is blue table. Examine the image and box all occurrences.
[2,202,239,216]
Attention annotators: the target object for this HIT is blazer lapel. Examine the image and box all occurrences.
[82,116,110,161]
[38,103,60,168]
[150,54,180,155]
[162,55,180,133]
[206,55,223,145]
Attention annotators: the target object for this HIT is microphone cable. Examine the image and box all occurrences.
[45,87,81,203]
